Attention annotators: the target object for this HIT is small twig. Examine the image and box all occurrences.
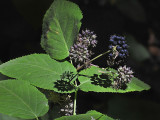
[76,50,111,71]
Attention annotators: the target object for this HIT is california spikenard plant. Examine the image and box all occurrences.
[0,0,150,120]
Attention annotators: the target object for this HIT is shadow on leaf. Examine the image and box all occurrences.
[54,71,75,92]
[90,74,112,88]
[79,73,112,88]
[79,73,128,90]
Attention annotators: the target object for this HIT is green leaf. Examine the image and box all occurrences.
[0,113,25,120]
[0,54,77,93]
[126,35,150,62]
[0,80,49,119]
[55,110,114,120]
[0,61,9,81]
[41,0,83,60]
[78,66,150,93]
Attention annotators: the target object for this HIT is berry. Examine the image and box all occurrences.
[123,49,128,53]
[109,53,113,57]
[118,53,123,58]
[116,46,122,50]
[122,44,128,48]
[108,45,113,49]
[120,49,124,53]
[107,35,129,65]
[109,39,114,43]
[122,53,126,57]
[69,29,97,68]
[118,40,122,44]
[122,41,126,44]
[113,41,117,45]
[112,65,134,89]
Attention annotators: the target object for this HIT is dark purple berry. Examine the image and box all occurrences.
[123,49,128,53]
[122,53,126,57]
[116,46,122,50]
[108,45,113,49]
[109,39,114,43]
[125,52,129,56]
[122,44,128,48]
[120,49,124,53]
[109,53,113,57]
[122,41,126,44]
[110,35,116,39]
[113,41,117,45]
[120,37,125,40]
[118,40,122,44]
[118,53,123,58]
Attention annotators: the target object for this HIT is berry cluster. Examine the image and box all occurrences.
[112,65,134,89]
[60,95,73,116]
[107,35,128,65]
[69,29,97,67]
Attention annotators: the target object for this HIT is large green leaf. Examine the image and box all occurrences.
[0,80,49,119]
[41,0,83,60]
[0,54,77,93]
[55,110,114,120]
[78,66,150,93]
[0,61,9,81]
[0,113,25,120]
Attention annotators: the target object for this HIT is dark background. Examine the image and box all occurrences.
[1,0,160,120]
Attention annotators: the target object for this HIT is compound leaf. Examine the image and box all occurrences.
[78,66,150,93]
[41,0,83,60]
[55,110,114,120]
[0,54,77,93]
[0,80,49,119]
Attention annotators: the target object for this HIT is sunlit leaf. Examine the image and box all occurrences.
[0,54,77,93]
[0,80,49,119]
[78,66,150,93]
[55,110,114,120]
[41,0,83,60]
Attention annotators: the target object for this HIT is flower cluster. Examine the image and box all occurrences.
[60,95,73,116]
[69,29,97,67]
[112,65,134,89]
[107,35,128,65]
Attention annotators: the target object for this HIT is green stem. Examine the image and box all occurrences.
[73,81,78,115]
[77,50,111,71]
[70,57,73,65]
[35,117,39,120]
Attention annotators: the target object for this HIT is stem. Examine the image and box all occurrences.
[35,117,39,120]
[70,57,73,65]
[77,50,111,71]
[73,81,78,115]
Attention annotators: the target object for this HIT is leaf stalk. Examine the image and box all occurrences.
[73,81,78,115]
[77,50,111,71]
